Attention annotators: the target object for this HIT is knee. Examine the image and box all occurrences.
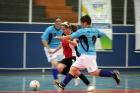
[51,59,58,67]
[56,67,62,73]
[56,64,65,73]
[69,67,80,76]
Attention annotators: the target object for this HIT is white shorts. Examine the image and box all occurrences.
[72,55,98,73]
[44,47,64,62]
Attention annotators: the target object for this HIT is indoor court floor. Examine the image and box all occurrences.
[0,71,140,93]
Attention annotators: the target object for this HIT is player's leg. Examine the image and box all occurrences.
[51,58,59,82]
[55,56,94,90]
[58,57,80,86]
[57,63,66,74]
[44,48,59,82]
[57,58,71,75]
[89,69,120,85]
[55,57,79,87]
[60,57,91,86]
[55,65,95,91]
[86,56,120,85]
[56,58,77,88]
[55,56,81,90]
[51,49,64,83]
[52,62,65,85]
[71,60,95,90]
[78,73,90,86]
[55,66,78,90]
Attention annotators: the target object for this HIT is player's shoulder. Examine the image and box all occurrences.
[76,28,84,32]
[44,25,54,32]
[47,25,54,30]
[90,27,100,32]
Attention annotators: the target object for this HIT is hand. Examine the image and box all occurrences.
[48,48,53,54]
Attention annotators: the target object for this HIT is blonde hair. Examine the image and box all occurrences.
[61,21,78,32]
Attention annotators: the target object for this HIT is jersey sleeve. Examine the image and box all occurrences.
[71,29,81,39]
[41,26,51,40]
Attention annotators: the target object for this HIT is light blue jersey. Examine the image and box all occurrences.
[41,25,63,48]
[71,27,105,55]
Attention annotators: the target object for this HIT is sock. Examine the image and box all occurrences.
[99,70,113,77]
[52,68,59,80]
[61,73,74,87]
[79,73,90,85]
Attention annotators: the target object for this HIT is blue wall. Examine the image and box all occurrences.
[0,23,139,68]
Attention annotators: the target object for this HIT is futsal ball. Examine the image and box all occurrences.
[29,80,40,90]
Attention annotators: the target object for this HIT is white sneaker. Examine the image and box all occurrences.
[74,77,80,86]
[87,85,95,91]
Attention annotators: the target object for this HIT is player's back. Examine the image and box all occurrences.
[77,27,105,55]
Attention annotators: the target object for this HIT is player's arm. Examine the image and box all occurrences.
[42,40,50,50]
[55,30,81,40]
[53,45,62,54]
[41,40,53,54]
[68,39,77,47]
[55,35,71,40]
[41,27,52,53]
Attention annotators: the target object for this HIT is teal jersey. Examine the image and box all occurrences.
[71,27,105,55]
[41,25,63,48]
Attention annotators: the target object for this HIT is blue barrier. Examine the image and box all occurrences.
[0,23,139,69]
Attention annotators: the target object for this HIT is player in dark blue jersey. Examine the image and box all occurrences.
[41,17,63,83]
[55,15,120,91]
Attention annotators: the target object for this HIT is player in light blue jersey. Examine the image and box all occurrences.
[41,17,63,83]
[55,15,120,91]
[72,27,105,55]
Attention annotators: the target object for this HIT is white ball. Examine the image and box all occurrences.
[29,80,40,90]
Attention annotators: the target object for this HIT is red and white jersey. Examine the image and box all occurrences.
[61,39,76,58]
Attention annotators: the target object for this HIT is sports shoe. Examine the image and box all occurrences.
[55,81,64,91]
[74,77,80,86]
[112,70,120,85]
[87,85,95,91]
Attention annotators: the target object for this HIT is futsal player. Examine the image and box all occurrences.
[55,15,120,91]
[41,16,63,83]
[53,21,94,90]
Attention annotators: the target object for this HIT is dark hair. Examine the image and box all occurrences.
[80,15,91,25]
[71,25,77,32]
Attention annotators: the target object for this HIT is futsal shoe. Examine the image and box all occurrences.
[55,81,64,91]
[87,85,95,91]
[112,70,120,85]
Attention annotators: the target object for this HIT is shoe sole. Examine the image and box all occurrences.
[114,70,120,85]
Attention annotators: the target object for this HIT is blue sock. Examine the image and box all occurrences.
[61,73,74,87]
[52,68,59,80]
[100,70,113,77]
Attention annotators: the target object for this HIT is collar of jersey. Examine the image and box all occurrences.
[54,26,61,31]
